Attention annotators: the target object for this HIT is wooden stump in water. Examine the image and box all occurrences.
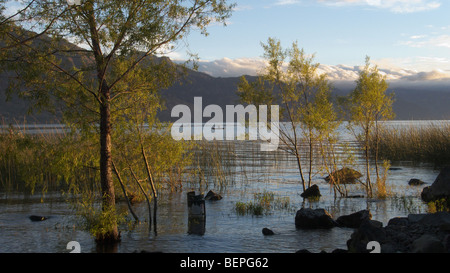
[187,191,206,235]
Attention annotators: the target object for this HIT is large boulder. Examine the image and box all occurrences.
[346,220,386,253]
[409,212,450,228]
[411,234,446,253]
[295,208,337,229]
[421,167,450,203]
[336,210,372,228]
[324,168,362,184]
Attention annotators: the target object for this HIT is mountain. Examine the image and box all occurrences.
[1,33,449,123]
[159,75,450,122]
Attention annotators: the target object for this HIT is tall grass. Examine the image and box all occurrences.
[369,122,450,166]
[0,122,68,194]
[189,140,236,191]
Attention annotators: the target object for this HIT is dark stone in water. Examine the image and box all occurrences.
[205,190,222,201]
[295,208,337,229]
[324,168,362,184]
[262,228,275,236]
[346,195,365,198]
[389,167,402,171]
[29,215,48,222]
[300,184,321,199]
[421,167,450,203]
[336,210,372,228]
[408,178,426,186]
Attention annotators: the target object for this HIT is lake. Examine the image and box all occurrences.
[0,121,447,253]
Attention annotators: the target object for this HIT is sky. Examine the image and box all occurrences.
[4,0,450,82]
[167,0,450,82]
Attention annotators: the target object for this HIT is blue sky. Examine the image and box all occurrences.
[169,0,450,81]
[4,0,450,81]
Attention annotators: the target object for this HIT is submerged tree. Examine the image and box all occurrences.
[3,0,234,243]
[237,38,337,193]
[349,56,395,197]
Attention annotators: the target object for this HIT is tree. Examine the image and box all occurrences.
[349,56,395,197]
[4,0,234,243]
[237,38,337,193]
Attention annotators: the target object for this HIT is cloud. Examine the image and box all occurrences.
[274,0,302,6]
[195,57,450,83]
[400,70,450,81]
[317,0,441,13]
[197,57,266,77]
[401,34,450,48]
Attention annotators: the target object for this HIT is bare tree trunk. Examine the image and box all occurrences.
[141,145,158,234]
[364,126,372,197]
[308,128,313,188]
[112,161,139,222]
[294,148,306,192]
[284,101,306,193]
[375,119,380,183]
[130,166,153,230]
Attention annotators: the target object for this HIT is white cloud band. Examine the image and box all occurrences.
[317,0,441,13]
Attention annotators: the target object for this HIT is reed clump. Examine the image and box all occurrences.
[189,140,236,190]
[234,190,291,216]
[0,123,66,194]
[369,122,450,166]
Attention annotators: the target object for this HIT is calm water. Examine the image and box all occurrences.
[0,121,446,253]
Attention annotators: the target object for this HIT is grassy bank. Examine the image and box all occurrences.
[369,121,450,166]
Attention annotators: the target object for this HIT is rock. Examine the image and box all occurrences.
[387,217,409,227]
[295,249,312,253]
[29,215,48,222]
[262,228,275,236]
[421,167,450,203]
[300,184,321,199]
[416,212,450,228]
[324,168,362,184]
[336,210,372,228]
[444,235,450,252]
[205,190,222,201]
[295,208,337,229]
[345,211,450,253]
[346,195,365,198]
[389,167,402,171]
[407,213,426,223]
[331,248,348,253]
[411,234,446,253]
[381,243,398,253]
[346,220,386,253]
[409,178,426,186]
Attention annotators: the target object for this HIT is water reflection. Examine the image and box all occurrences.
[0,121,444,253]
